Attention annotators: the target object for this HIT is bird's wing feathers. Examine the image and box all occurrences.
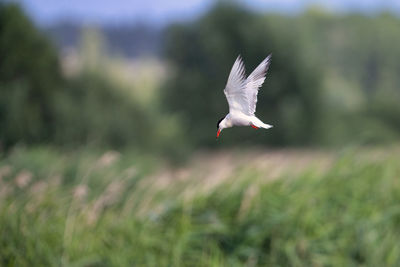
[246,54,271,115]
[224,54,271,116]
[223,55,250,115]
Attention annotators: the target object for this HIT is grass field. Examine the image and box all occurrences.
[1,146,400,266]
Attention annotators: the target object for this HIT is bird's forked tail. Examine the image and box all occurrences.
[261,123,273,129]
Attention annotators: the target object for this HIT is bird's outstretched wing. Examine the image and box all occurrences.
[246,54,271,115]
[223,55,250,115]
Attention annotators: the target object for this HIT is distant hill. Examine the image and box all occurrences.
[46,22,163,58]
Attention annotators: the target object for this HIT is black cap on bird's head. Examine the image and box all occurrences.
[216,117,224,139]
[217,117,224,130]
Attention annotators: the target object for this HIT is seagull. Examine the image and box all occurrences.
[216,54,273,139]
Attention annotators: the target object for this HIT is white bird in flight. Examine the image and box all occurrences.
[216,54,273,139]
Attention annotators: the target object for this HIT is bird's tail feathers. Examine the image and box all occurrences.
[261,123,273,129]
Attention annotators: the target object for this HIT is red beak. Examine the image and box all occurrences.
[216,129,221,139]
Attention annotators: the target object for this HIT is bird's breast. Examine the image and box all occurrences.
[229,113,253,126]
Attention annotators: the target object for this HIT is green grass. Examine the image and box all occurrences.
[1,146,400,266]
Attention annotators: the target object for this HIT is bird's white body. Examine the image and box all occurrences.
[217,54,273,137]
[219,113,272,129]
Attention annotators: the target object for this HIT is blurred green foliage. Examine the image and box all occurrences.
[298,9,400,145]
[1,147,400,266]
[0,3,62,148]
[0,4,181,156]
[52,73,151,148]
[1,2,400,153]
[2,3,400,266]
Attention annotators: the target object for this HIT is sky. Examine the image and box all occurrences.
[14,0,400,26]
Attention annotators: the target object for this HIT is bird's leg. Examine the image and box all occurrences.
[251,124,259,129]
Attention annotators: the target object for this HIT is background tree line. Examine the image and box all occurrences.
[1,2,400,154]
